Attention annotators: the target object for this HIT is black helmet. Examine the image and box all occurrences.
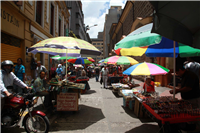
[1,60,14,73]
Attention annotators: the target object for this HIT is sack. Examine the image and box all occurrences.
[100,77,103,85]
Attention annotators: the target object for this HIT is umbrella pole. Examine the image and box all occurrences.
[173,41,176,100]
[66,49,68,81]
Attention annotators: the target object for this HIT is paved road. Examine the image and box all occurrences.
[2,77,172,133]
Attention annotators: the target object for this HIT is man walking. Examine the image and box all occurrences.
[94,65,100,82]
[100,65,109,89]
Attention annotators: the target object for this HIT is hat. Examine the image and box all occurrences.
[58,64,62,68]
[146,75,151,79]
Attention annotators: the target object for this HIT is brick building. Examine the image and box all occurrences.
[109,1,175,86]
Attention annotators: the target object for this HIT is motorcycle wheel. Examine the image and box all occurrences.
[24,114,50,133]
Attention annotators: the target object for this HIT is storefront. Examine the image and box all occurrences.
[1,2,25,64]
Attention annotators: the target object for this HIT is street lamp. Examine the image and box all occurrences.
[86,24,98,31]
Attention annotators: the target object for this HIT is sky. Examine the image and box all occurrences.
[82,0,126,38]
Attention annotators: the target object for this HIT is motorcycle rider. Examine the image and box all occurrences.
[0,60,32,110]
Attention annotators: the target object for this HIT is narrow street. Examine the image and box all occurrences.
[42,77,161,132]
[2,77,165,133]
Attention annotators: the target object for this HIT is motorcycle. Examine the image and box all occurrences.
[1,89,50,133]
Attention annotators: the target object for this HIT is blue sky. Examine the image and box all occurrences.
[82,0,126,38]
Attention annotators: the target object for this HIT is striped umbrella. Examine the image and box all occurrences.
[123,62,169,76]
[104,56,138,65]
[28,36,101,56]
[29,48,81,57]
[68,57,92,65]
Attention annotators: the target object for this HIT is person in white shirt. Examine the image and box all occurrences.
[100,65,109,89]
[1,60,32,110]
[61,62,66,79]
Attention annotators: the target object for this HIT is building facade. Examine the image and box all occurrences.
[109,1,175,86]
[91,32,104,64]
[65,1,89,42]
[103,6,122,58]
[1,1,70,78]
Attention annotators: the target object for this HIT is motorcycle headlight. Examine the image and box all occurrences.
[25,101,29,105]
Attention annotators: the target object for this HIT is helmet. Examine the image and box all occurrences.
[1,60,14,73]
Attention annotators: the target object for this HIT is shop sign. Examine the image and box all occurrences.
[57,93,78,111]
[1,9,19,27]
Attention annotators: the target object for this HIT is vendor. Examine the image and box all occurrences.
[33,70,52,107]
[112,70,119,77]
[143,76,155,93]
[169,64,200,107]
[127,75,140,89]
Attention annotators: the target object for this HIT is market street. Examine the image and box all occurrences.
[2,77,175,133]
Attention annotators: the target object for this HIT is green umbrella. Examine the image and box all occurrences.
[51,55,77,60]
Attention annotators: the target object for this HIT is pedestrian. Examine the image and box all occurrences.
[94,65,100,82]
[35,61,48,78]
[88,66,92,78]
[100,65,109,89]
[61,62,66,79]
[56,64,63,79]
[50,64,56,80]
[35,61,48,89]
[14,58,26,93]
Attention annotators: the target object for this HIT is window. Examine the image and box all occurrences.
[13,1,23,6]
[50,3,54,35]
[64,25,66,35]
[76,24,80,30]
[58,17,61,36]
[93,43,96,45]
[76,12,79,18]
[36,1,43,25]
[101,43,103,45]
[97,43,100,45]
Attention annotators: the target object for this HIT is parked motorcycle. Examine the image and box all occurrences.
[1,89,50,133]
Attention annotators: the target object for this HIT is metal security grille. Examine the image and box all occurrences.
[1,32,21,47]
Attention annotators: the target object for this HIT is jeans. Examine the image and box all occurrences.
[95,74,99,81]
[102,76,108,88]
[36,91,52,107]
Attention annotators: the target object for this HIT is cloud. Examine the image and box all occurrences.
[82,0,126,38]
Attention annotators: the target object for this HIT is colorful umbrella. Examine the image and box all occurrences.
[104,56,138,65]
[29,48,81,57]
[28,37,101,56]
[51,55,77,60]
[114,23,200,100]
[98,59,105,63]
[98,63,106,66]
[68,57,92,65]
[123,62,169,76]
[87,57,95,62]
[114,23,200,57]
